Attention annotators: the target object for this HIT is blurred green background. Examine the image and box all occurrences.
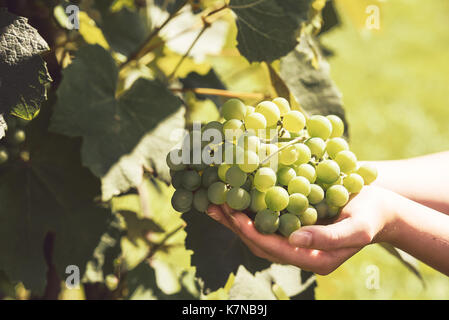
[316,0,449,299]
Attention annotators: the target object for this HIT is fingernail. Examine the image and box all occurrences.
[207,210,220,222]
[289,231,312,247]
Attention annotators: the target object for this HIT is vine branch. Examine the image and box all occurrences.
[170,87,267,100]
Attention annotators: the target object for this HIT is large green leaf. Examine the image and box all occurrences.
[50,45,185,200]
[228,266,276,300]
[0,103,110,294]
[183,210,271,292]
[127,260,199,300]
[100,7,150,57]
[279,35,348,130]
[0,9,51,119]
[229,0,312,62]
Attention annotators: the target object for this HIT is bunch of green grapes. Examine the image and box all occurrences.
[0,115,29,166]
[167,98,377,238]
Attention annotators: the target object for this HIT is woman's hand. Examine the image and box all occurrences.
[206,186,399,275]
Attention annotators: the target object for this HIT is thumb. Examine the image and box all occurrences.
[288,218,373,250]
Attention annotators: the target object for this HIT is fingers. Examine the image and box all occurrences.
[288,218,373,251]
[207,206,363,274]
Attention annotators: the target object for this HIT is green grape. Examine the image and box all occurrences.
[287,176,311,196]
[166,149,187,171]
[245,112,267,131]
[326,137,349,159]
[254,167,277,192]
[226,187,251,210]
[327,115,344,138]
[202,166,219,188]
[283,111,305,133]
[171,170,185,189]
[294,143,311,165]
[254,209,280,234]
[265,186,289,211]
[222,142,244,164]
[255,101,280,127]
[171,189,193,213]
[357,163,378,185]
[295,163,316,183]
[277,167,296,186]
[226,165,247,187]
[182,170,202,191]
[343,173,364,193]
[218,163,231,182]
[238,150,259,173]
[308,184,324,204]
[0,147,8,165]
[223,119,244,142]
[272,97,291,116]
[327,205,341,219]
[298,207,317,226]
[238,134,260,153]
[221,98,246,120]
[305,137,326,159]
[279,145,298,165]
[316,160,340,184]
[193,188,210,212]
[335,150,357,174]
[207,181,228,205]
[250,189,267,212]
[307,115,332,140]
[246,105,255,116]
[203,121,224,142]
[279,213,301,237]
[326,185,349,207]
[189,156,207,171]
[315,201,329,219]
[287,193,309,215]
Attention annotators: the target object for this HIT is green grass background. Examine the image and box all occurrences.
[315,0,449,299]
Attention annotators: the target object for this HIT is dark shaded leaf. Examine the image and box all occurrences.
[183,210,271,292]
[100,7,150,57]
[180,69,226,105]
[280,35,348,133]
[50,45,185,200]
[0,101,110,294]
[229,0,313,62]
[0,9,51,118]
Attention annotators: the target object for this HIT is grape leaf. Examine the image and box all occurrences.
[229,0,313,62]
[0,9,52,119]
[127,261,199,300]
[0,104,110,294]
[180,69,226,105]
[50,45,185,200]
[84,213,125,283]
[183,210,271,292]
[228,266,276,300]
[100,7,150,57]
[279,35,348,131]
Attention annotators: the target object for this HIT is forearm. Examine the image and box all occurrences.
[381,193,449,276]
[369,151,449,214]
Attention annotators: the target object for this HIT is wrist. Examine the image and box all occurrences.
[373,188,404,244]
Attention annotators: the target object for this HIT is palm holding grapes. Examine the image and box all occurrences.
[167,97,378,240]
